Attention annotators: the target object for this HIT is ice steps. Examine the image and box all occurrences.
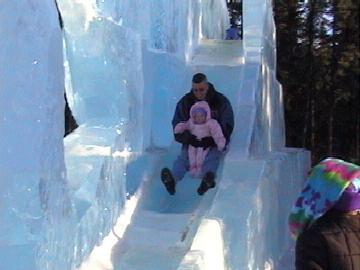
[190,39,245,66]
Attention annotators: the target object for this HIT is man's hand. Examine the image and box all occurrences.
[174,130,201,147]
[200,137,216,148]
[188,134,202,147]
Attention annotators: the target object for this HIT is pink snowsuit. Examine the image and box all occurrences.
[174,101,226,178]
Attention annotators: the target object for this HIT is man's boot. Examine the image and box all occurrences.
[161,168,176,195]
[197,172,216,195]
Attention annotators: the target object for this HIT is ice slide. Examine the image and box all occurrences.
[66,29,308,270]
[108,44,247,270]
[58,1,311,270]
[0,0,310,270]
[67,33,310,268]
[69,39,252,270]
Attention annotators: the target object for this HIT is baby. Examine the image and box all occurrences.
[174,101,226,178]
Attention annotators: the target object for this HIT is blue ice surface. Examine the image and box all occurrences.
[0,0,309,269]
[0,244,36,270]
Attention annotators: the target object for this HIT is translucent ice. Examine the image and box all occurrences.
[0,0,311,270]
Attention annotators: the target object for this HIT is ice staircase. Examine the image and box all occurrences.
[190,39,245,66]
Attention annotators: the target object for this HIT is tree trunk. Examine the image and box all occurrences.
[328,0,340,155]
[305,2,316,151]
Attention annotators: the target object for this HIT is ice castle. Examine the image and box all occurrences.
[0,1,310,269]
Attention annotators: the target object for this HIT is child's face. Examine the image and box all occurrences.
[193,112,206,124]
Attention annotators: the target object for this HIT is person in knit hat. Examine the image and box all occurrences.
[289,158,360,270]
[173,101,226,183]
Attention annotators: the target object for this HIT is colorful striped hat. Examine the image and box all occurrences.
[288,158,360,239]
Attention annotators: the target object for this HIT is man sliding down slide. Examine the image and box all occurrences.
[161,73,234,196]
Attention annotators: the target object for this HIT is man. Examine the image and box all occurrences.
[161,73,234,195]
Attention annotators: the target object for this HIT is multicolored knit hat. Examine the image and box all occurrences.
[333,180,360,211]
[288,158,360,239]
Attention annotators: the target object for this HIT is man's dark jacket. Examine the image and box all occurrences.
[296,210,360,270]
[172,83,234,145]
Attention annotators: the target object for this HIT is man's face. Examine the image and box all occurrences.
[192,81,209,100]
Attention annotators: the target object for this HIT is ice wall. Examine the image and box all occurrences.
[0,1,75,269]
[57,1,230,269]
[0,0,310,269]
[246,0,286,156]
[60,0,230,143]
[59,8,145,266]
[60,0,310,269]
[199,1,311,269]
[201,0,229,39]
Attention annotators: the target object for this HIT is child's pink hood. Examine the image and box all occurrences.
[189,101,211,122]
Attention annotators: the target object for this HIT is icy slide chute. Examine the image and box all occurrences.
[0,0,310,270]
[56,0,231,269]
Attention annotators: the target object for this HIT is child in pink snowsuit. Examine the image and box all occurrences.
[174,101,226,178]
